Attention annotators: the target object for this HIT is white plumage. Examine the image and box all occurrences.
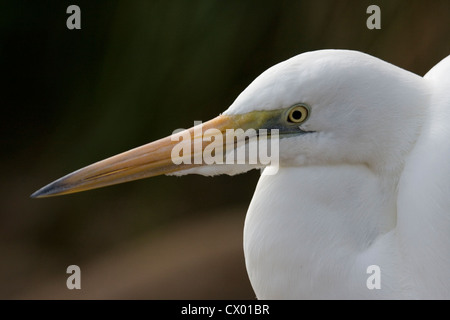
[239,50,450,299]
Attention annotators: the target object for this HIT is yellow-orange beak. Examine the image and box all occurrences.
[31,112,269,198]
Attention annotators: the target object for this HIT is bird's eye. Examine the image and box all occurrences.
[287,105,309,124]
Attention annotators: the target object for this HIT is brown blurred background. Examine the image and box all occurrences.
[1,0,449,299]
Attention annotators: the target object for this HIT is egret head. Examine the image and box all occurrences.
[225,50,428,173]
[32,50,428,198]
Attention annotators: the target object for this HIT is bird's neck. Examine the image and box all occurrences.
[244,165,400,299]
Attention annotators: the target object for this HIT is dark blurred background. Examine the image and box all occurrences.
[1,0,449,299]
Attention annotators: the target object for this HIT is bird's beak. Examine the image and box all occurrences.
[31,112,268,198]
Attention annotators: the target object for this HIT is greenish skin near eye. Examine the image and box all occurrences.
[262,104,311,136]
[224,104,311,136]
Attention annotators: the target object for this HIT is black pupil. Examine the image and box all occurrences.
[292,110,302,120]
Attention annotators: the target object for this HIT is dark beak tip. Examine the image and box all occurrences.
[30,188,47,199]
[30,190,42,198]
[30,181,60,199]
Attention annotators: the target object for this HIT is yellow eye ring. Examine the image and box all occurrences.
[287,105,309,123]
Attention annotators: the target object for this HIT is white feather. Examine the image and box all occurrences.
[231,50,450,299]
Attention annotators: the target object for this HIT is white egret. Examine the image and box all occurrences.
[32,50,450,299]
